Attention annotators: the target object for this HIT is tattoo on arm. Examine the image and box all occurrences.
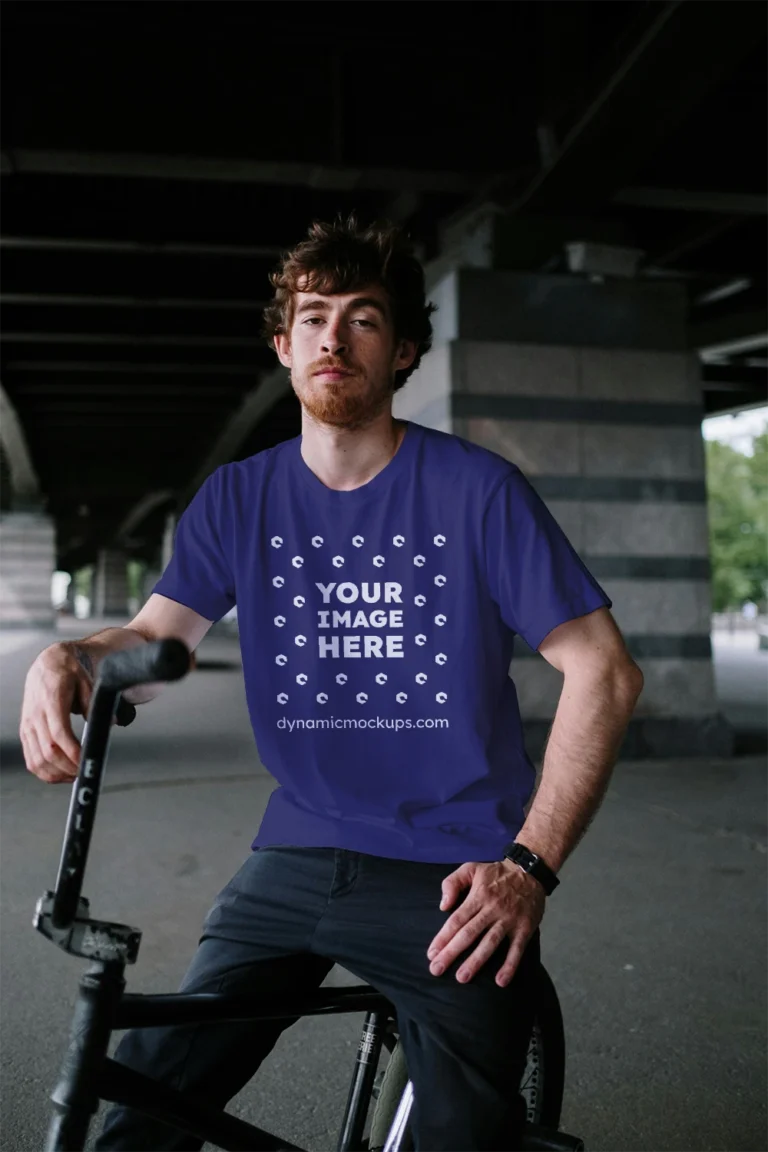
[72,645,94,679]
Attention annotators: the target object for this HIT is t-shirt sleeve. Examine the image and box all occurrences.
[483,470,613,652]
[151,468,235,622]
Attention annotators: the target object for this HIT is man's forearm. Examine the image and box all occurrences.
[64,627,147,672]
[59,625,159,704]
[514,667,643,873]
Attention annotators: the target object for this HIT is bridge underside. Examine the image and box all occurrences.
[1,2,765,570]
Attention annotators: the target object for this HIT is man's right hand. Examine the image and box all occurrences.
[20,643,91,783]
[19,596,214,784]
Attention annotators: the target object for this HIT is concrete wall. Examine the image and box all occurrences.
[0,512,55,629]
[394,269,731,760]
[92,548,129,617]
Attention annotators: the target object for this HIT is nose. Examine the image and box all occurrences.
[320,319,349,357]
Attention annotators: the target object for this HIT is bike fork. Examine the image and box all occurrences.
[45,960,125,1152]
[337,1010,389,1151]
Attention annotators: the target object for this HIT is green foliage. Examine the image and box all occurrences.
[72,566,93,598]
[704,430,768,612]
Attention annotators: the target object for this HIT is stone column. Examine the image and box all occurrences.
[161,512,176,571]
[92,549,129,618]
[394,265,732,760]
[141,567,161,606]
[0,511,56,629]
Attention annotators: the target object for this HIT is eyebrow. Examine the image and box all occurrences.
[295,296,388,319]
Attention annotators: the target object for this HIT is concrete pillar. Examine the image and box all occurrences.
[141,567,161,606]
[92,549,129,618]
[0,511,56,629]
[161,512,176,571]
[0,449,12,513]
[394,264,733,760]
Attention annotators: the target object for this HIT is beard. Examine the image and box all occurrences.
[293,369,394,430]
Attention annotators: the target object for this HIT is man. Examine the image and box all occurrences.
[21,215,644,1150]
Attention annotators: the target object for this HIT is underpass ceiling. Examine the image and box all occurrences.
[0,0,765,569]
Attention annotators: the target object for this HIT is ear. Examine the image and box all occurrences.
[395,338,417,374]
[274,332,292,368]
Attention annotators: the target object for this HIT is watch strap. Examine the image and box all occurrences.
[502,842,560,895]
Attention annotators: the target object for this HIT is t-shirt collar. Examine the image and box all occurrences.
[292,420,418,504]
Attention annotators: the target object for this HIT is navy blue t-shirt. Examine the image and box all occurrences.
[153,421,612,862]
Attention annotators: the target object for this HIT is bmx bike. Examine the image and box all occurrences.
[34,638,585,1151]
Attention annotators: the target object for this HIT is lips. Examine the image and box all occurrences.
[313,369,353,379]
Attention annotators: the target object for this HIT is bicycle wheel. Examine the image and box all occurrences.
[368,965,565,1150]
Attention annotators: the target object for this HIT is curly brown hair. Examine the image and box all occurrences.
[261,213,437,392]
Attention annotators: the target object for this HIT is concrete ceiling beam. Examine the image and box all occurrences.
[0,149,488,195]
[183,367,292,507]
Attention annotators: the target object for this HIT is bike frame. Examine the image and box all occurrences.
[45,956,399,1151]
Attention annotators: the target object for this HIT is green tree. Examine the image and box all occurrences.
[72,565,94,600]
[748,428,768,501]
[705,430,768,612]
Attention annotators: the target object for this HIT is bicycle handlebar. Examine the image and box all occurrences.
[51,638,191,931]
[100,638,191,692]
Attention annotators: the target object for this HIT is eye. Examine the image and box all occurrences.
[354,319,375,327]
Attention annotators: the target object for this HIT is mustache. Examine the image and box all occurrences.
[311,361,356,375]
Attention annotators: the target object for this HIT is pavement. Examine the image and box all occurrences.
[0,621,765,1152]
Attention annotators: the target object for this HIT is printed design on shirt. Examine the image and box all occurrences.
[270,532,449,712]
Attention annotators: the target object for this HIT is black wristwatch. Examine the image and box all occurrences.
[502,842,560,896]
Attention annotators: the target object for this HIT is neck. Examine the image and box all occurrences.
[300,409,406,492]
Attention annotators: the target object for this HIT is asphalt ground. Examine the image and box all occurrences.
[1,622,765,1152]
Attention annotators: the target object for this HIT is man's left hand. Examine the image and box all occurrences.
[426,860,545,988]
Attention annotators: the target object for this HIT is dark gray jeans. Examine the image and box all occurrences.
[96,846,540,1151]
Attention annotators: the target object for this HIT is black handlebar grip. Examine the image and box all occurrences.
[100,638,191,691]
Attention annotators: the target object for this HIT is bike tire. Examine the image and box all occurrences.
[522,965,565,1130]
[368,1042,413,1152]
[367,965,566,1150]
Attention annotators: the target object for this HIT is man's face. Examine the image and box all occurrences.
[274,285,416,429]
